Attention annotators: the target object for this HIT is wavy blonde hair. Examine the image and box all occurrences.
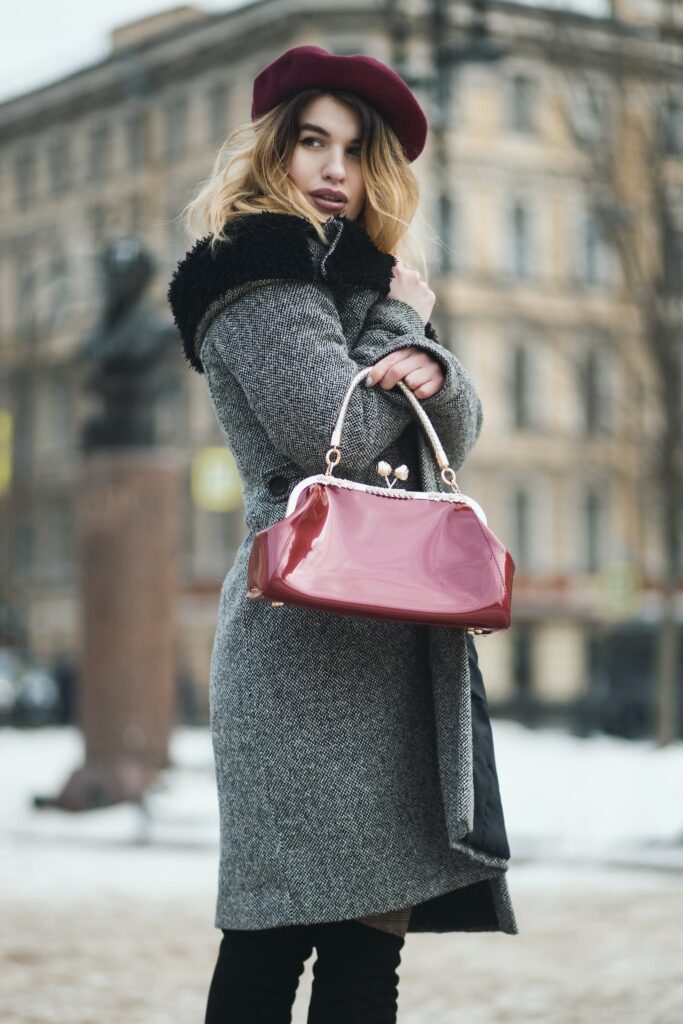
[179,87,431,277]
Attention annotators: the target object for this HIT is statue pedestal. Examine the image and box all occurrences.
[51,449,180,810]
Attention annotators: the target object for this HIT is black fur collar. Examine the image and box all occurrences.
[167,211,397,373]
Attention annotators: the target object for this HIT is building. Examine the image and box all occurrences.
[0,0,680,724]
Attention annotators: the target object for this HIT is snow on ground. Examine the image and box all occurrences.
[2,719,682,904]
[2,721,682,1024]
[494,721,683,868]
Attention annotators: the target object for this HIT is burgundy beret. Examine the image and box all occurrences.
[251,45,428,163]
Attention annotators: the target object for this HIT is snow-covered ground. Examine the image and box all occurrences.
[2,721,682,1023]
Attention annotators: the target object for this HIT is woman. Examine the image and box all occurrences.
[168,44,518,1024]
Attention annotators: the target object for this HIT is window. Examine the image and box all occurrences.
[48,250,69,325]
[47,501,73,584]
[88,204,108,249]
[14,516,35,577]
[434,63,461,128]
[47,136,71,196]
[509,200,532,278]
[166,96,188,162]
[88,123,111,182]
[583,485,604,574]
[126,111,149,171]
[580,205,610,286]
[50,376,72,448]
[15,147,36,210]
[436,192,457,272]
[16,258,37,342]
[511,624,534,695]
[511,344,533,429]
[14,376,33,476]
[512,486,532,571]
[663,218,683,293]
[128,194,143,234]
[571,82,609,145]
[661,95,683,156]
[446,65,460,126]
[582,349,601,433]
[585,629,606,696]
[208,83,230,145]
[578,346,610,435]
[508,73,536,133]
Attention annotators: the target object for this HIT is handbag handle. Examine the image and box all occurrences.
[325,365,461,493]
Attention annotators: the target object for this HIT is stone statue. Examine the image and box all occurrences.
[81,237,178,448]
[40,237,180,813]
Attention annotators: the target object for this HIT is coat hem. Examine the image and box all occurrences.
[213,845,516,935]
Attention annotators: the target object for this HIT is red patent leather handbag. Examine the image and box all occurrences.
[246,366,515,633]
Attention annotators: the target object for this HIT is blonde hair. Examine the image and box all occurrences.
[179,87,431,277]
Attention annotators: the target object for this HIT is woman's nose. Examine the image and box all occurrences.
[324,152,346,178]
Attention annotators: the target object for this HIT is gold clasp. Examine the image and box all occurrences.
[441,466,462,494]
[325,447,341,476]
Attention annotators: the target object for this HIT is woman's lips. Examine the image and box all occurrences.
[310,194,347,213]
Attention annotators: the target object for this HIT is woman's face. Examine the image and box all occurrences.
[287,94,366,222]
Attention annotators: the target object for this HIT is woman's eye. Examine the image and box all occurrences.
[300,137,362,157]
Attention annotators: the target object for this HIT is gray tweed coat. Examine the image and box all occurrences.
[168,211,518,935]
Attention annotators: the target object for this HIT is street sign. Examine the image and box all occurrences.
[191,446,242,512]
[0,410,12,496]
[598,560,643,620]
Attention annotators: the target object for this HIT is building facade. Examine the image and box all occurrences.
[0,0,680,723]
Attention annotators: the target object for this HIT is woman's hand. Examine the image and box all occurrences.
[388,256,436,326]
[365,346,445,400]
[364,257,442,397]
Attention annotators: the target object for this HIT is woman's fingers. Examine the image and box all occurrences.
[401,365,444,399]
[366,347,444,397]
[367,347,420,387]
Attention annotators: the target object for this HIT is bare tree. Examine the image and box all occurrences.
[557,45,683,745]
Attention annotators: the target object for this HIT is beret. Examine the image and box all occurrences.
[251,44,428,163]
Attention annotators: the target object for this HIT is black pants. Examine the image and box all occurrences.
[204,919,405,1024]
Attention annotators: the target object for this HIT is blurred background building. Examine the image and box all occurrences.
[0,0,681,732]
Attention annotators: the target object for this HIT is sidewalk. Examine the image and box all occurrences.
[3,861,681,1023]
[2,723,682,1022]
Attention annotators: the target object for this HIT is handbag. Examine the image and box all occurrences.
[246,366,515,633]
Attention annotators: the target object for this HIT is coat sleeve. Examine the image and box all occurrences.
[200,277,482,477]
[349,295,483,472]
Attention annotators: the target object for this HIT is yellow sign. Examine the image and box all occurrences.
[191,446,243,512]
[598,560,642,620]
[0,410,12,496]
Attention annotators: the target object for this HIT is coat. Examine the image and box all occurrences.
[167,210,519,935]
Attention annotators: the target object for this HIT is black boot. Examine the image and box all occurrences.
[307,920,405,1024]
[205,925,314,1024]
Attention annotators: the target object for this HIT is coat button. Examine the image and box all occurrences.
[268,474,289,497]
